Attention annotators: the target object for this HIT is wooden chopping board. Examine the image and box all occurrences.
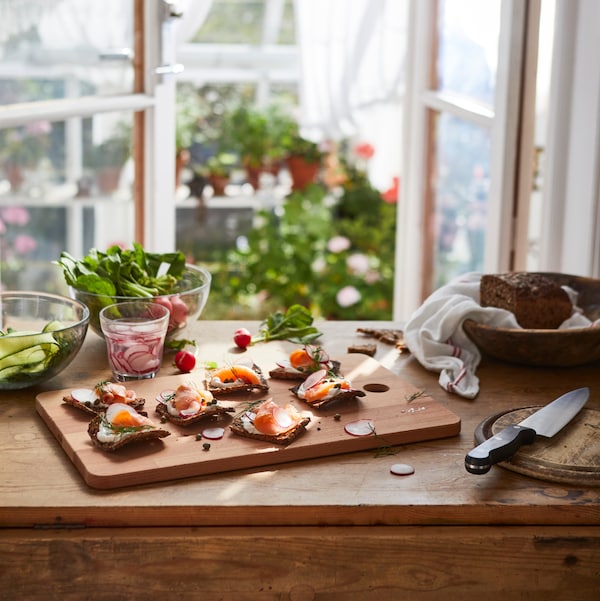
[36,354,460,489]
[474,407,600,486]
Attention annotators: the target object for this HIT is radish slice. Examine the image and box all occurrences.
[179,406,201,417]
[344,418,375,437]
[202,427,225,440]
[299,369,327,393]
[306,345,329,363]
[71,388,97,404]
[273,406,294,430]
[390,463,415,476]
[156,390,175,404]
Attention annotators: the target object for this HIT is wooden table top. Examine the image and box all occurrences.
[2,320,599,528]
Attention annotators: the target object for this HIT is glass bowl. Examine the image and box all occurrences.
[71,263,211,347]
[0,291,90,389]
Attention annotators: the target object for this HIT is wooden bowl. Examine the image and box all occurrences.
[462,272,600,367]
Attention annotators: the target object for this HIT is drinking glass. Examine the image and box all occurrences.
[99,300,170,381]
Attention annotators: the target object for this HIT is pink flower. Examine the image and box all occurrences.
[0,206,30,226]
[365,270,381,284]
[13,234,36,255]
[346,253,370,275]
[354,142,375,160]
[336,285,361,308]
[327,236,351,253]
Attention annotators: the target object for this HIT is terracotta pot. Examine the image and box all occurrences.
[97,166,122,194]
[209,174,229,197]
[287,155,320,190]
[244,163,262,190]
[4,162,24,192]
[175,149,191,188]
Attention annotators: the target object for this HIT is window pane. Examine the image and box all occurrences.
[192,0,267,44]
[431,112,490,289]
[437,0,500,105]
[0,0,134,103]
[0,111,135,293]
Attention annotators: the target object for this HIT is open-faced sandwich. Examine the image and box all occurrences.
[63,381,145,416]
[88,403,170,451]
[206,362,269,395]
[155,381,235,426]
[291,369,366,408]
[268,345,341,381]
[229,399,310,445]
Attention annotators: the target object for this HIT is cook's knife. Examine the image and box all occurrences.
[465,387,590,475]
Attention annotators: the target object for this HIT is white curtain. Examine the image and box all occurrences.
[176,0,214,45]
[293,0,408,189]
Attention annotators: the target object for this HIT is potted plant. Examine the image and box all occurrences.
[202,152,238,196]
[175,93,204,187]
[221,105,270,189]
[0,121,52,191]
[89,122,132,194]
[282,130,325,191]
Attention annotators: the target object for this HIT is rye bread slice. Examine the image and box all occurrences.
[87,413,170,451]
[347,344,377,357]
[268,359,342,381]
[229,406,310,446]
[155,401,235,426]
[63,394,146,416]
[206,363,269,395]
[356,327,407,349]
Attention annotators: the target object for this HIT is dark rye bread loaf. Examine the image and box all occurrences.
[480,272,573,329]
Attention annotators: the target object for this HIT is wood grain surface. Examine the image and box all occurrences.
[474,407,600,486]
[36,353,460,489]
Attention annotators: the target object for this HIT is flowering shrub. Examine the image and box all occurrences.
[213,160,396,319]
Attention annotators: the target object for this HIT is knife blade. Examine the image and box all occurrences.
[465,387,590,475]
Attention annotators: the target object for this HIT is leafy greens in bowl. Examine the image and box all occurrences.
[0,291,89,389]
[57,245,211,350]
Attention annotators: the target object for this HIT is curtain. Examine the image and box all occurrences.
[176,0,214,44]
[294,0,406,139]
[293,0,408,190]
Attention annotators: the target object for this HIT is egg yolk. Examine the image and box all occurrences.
[111,410,140,427]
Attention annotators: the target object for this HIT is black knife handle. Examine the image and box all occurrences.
[464,425,537,474]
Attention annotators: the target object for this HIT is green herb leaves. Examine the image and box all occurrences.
[253,304,322,345]
[57,243,187,297]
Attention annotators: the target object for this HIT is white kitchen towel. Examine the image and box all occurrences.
[403,272,596,399]
[403,272,520,399]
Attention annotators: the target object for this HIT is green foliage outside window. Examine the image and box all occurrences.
[208,171,396,320]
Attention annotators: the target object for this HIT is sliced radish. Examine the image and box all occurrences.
[276,360,293,369]
[71,388,97,404]
[273,407,294,430]
[306,345,329,363]
[390,463,415,476]
[344,418,375,437]
[156,390,175,404]
[299,369,327,393]
[179,406,201,417]
[202,427,225,440]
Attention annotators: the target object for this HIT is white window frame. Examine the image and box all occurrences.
[0,0,177,254]
[394,0,531,320]
[540,0,600,277]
